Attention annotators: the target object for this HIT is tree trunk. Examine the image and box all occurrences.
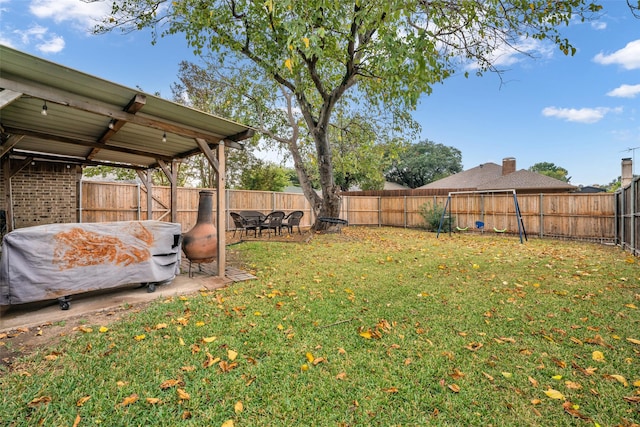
[312,126,341,231]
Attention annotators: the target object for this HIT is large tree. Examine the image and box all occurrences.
[173,58,416,192]
[386,140,462,189]
[95,0,604,229]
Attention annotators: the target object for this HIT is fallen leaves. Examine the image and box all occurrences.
[603,374,628,387]
[464,342,483,352]
[358,319,393,340]
[27,396,51,407]
[176,388,190,401]
[544,389,565,400]
[116,393,139,407]
[76,395,91,407]
[203,352,220,369]
[160,378,183,390]
[448,384,461,393]
[562,401,591,421]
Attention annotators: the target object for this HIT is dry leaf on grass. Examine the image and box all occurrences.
[543,389,565,400]
[76,396,91,407]
[28,396,51,407]
[562,401,591,421]
[116,393,139,407]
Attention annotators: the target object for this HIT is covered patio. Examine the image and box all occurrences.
[0,44,254,280]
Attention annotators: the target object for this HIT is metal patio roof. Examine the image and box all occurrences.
[0,45,254,170]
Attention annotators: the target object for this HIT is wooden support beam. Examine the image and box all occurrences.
[2,156,13,232]
[136,169,154,220]
[216,141,226,279]
[0,89,22,108]
[195,138,220,172]
[0,134,24,159]
[171,160,178,224]
[4,126,174,162]
[9,149,150,170]
[88,94,147,160]
[157,160,174,186]
[10,157,33,178]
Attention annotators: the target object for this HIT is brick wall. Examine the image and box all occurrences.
[0,162,79,229]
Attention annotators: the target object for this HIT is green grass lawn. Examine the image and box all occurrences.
[1,227,639,426]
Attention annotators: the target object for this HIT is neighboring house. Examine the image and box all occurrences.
[577,185,607,193]
[417,157,577,194]
[383,181,411,190]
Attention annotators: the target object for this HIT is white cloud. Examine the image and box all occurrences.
[36,34,64,53]
[607,84,640,99]
[29,0,112,30]
[464,36,554,71]
[15,24,65,53]
[591,21,607,30]
[593,39,640,70]
[541,106,623,123]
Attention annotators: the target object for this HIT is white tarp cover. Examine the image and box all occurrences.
[0,221,182,306]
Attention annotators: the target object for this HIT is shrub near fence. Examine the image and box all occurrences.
[79,181,616,243]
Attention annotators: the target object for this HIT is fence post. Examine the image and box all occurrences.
[136,183,141,221]
[404,196,408,228]
[539,194,544,238]
[225,189,231,231]
[78,181,83,223]
[633,180,637,254]
[378,196,382,227]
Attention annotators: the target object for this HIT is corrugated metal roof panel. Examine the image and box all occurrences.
[0,45,254,170]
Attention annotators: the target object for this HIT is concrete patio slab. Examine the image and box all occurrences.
[0,264,256,333]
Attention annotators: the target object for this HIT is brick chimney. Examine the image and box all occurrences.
[502,157,516,176]
[622,157,633,187]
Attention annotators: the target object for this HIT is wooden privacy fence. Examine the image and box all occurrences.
[342,192,615,242]
[79,182,315,233]
[79,181,615,242]
[615,176,640,254]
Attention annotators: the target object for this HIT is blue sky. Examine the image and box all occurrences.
[1,0,638,186]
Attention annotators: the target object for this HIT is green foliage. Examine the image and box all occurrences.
[96,0,605,220]
[82,166,137,181]
[606,176,622,192]
[239,161,290,191]
[529,162,571,183]
[82,165,190,187]
[330,108,410,191]
[386,140,462,188]
[418,201,452,231]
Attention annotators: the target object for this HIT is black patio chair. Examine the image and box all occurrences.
[282,210,304,235]
[230,212,258,238]
[259,211,285,237]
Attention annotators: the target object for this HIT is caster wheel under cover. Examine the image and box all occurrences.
[58,297,71,310]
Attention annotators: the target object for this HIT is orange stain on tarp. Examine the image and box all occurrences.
[52,223,153,270]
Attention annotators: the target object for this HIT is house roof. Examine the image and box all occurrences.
[0,45,254,170]
[417,161,577,192]
[383,181,411,190]
[417,162,502,189]
[477,170,576,191]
